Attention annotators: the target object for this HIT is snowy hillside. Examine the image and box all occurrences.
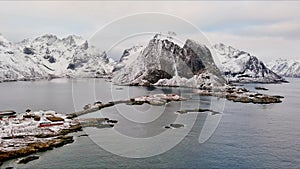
[0,34,115,82]
[212,43,286,83]
[113,34,225,89]
[113,45,144,72]
[267,59,300,78]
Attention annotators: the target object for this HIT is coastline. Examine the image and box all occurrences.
[0,94,185,164]
[0,83,284,165]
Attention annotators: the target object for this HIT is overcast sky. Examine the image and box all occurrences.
[1,1,299,62]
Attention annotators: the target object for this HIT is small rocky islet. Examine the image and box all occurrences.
[197,86,283,104]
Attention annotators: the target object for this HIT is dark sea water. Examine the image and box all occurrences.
[1,78,300,169]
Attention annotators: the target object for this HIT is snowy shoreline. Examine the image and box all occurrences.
[0,90,283,165]
[0,93,185,164]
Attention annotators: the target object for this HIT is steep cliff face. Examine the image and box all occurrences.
[0,34,115,82]
[212,43,285,83]
[113,35,225,89]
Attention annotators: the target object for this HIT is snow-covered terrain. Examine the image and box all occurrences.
[113,34,225,89]
[267,59,300,78]
[113,45,143,72]
[0,33,115,82]
[212,43,286,83]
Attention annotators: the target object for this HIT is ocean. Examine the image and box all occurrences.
[1,78,300,169]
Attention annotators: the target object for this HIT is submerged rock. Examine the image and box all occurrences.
[107,119,118,124]
[255,86,269,91]
[18,155,39,164]
[78,134,89,137]
[170,123,184,128]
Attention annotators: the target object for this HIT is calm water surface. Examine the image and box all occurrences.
[1,78,300,168]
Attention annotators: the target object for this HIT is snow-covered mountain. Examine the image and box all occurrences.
[113,45,144,72]
[0,34,115,82]
[212,43,286,83]
[267,59,300,78]
[113,34,225,89]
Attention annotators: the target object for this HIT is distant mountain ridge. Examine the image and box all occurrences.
[0,34,115,82]
[267,59,300,78]
[212,43,286,83]
[0,33,289,85]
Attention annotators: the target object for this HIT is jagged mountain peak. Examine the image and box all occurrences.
[119,45,143,62]
[32,34,59,46]
[0,34,11,48]
[62,35,84,46]
[34,34,58,41]
[267,59,300,78]
[113,36,225,88]
[213,43,248,59]
[0,34,115,82]
[213,43,286,83]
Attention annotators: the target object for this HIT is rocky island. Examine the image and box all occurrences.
[0,110,83,162]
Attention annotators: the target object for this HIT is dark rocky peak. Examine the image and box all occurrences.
[119,45,143,62]
[213,43,247,58]
[23,47,35,55]
[62,35,83,46]
[33,34,59,46]
[184,39,225,83]
[81,40,89,50]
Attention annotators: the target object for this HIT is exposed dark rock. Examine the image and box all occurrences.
[96,124,114,129]
[33,115,40,121]
[43,55,50,59]
[35,133,56,138]
[59,125,82,135]
[225,94,282,104]
[23,47,35,55]
[143,69,172,84]
[18,155,39,164]
[274,95,284,99]
[176,108,211,114]
[5,167,13,169]
[114,36,225,87]
[83,104,91,110]
[107,120,118,123]
[170,123,184,128]
[78,134,89,137]
[67,63,76,70]
[66,113,77,119]
[48,56,56,63]
[52,136,74,147]
[255,86,269,91]
[94,101,102,105]
[46,116,64,122]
